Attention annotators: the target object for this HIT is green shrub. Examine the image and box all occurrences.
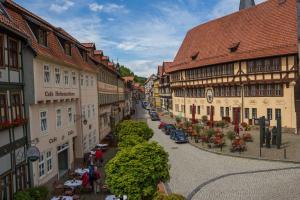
[175,116,182,123]
[201,116,208,123]
[205,128,215,139]
[194,125,203,136]
[14,191,32,200]
[154,192,186,200]
[227,130,236,141]
[26,186,49,200]
[116,120,153,142]
[183,120,192,129]
[215,121,226,128]
[118,135,146,148]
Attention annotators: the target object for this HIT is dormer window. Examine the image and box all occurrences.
[228,42,240,53]
[37,29,47,46]
[191,51,199,60]
[65,43,71,56]
[78,47,87,62]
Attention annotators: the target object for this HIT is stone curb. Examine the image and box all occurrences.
[189,141,300,164]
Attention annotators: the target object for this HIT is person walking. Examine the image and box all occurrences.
[93,166,101,193]
[95,149,103,167]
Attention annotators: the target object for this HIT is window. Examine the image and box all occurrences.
[91,76,94,86]
[0,35,3,66]
[181,105,185,113]
[275,109,281,120]
[56,109,62,128]
[40,111,47,133]
[252,108,257,119]
[207,106,210,115]
[266,84,272,96]
[220,107,224,117]
[256,60,263,72]
[72,72,76,86]
[8,39,18,69]
[11,93,22,121]
[175,104,179,112]
[197,106,200,115]
[86,75,89,87]
[274,84,282,96]
[225,107,229,117]
[236,86,241,97]
[68,107,72,124]
[87,105,91,118]
[250,85,256,96]
[244,86,249,97]
[267,108,272,120]
[92,105,95,116]
[64,71,69,85]
[44,65,50,83]
[247,61,255,73]
[265,59,271,71]
[190,105,193,114]
[80,74,84,86]
[245,108,249,119]
[38,154,45,177]
[230,86,236,96]
[37,29,47,46]
[82,106,86,119]
[55,68,60,85]
[258,85,264,96]
[273,58,280,71]
[46,151,52,172]
[65,43,71,56]
[0,93,8,123]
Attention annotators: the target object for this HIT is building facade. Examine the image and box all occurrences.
[158,62,172,113]
[144,74,156,105]
[0,5,34,198]
[166,0,299,133]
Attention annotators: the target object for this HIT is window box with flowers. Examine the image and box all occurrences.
[0,121,13,130]
[11,117,28,127]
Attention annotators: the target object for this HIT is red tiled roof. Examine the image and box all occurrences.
[166,0,298,72]
[4,0,98,73]
[94,50,103,55]
[82,43,95,48]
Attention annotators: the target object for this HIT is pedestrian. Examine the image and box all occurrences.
[95,149,103,167]
[88,165,94,191]
[88,154,95,166]
[93,166,101,193]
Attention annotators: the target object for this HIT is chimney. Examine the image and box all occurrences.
[239,0,255,10]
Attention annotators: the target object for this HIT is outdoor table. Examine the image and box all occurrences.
[64,180,82,189]
[90,150,96,155]
[74,168,89,176]
[51,196,73,200]
[96,143,108,149]
[105,195,128,200]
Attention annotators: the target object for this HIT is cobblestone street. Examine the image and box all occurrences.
[135,103,300,200]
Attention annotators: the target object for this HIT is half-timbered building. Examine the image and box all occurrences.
[166,0,300,133]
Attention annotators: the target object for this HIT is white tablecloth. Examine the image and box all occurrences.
[74,168,89,176]
[105,195,128,200]
[64,180,82,189]
[51,196,73,200]
[90,150,96,155]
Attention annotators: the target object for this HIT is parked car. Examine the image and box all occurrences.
[142,101,149,109]
[170,130,188,143]
[158,122,167,129]
[148,109,156,115]
[150,112,160,121]
[163,124,176,135]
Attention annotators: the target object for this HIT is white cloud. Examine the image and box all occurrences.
[89,3,128,13]
[121,60,161,77]
[49,0,74,13]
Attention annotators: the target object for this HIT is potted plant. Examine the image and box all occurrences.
[194,124,203,143]
[227,130,236,142]
[175,116,182,124]
[201,115,208,124]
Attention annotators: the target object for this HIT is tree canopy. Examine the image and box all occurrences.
[105,142,170,200]
[119,65,146,85]
[116,120,153,142]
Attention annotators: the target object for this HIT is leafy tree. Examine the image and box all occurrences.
[116,120,153,141]
[119,65,134,77]
[134,75,146,85]
[118,135,146,148]
[14,191,31,200]
[105,142,170,200]
[154,192,186,200]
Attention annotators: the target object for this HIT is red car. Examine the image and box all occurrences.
[158,122,167,129]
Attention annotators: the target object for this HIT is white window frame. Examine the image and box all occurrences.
[86,75,89,87]
[56,108,62,129]
[91,76,94,86]
[46,150,52,173]
[44,65,51,84]
[87,105,91,118]
[68,107,73,125]
[40,110,48,134]
[64,71,69,86]
[72,71,76,86]
[55,67,60,86]
[39,153,45,178]
[82,106,86,119]
[80,74,84,86]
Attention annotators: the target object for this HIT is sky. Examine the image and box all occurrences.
[15,0,266,77]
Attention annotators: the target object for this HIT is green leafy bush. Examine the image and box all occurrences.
[205,128,215,139]
[175,116,182,123]
[27,186,49,200]
[215,121,226,128]
[227,130,236,141]
[154,192,186,200]
[183,121,192,129]
[201,116,208,123]
[118,135,146,148]
[105,142,170,200]
[14,191,32,200]
[116,120,153,142]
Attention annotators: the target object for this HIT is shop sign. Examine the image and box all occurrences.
[45,91,75,97]
[26,146,40,162]
[206,88,214,103]
[49,137,57,144]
